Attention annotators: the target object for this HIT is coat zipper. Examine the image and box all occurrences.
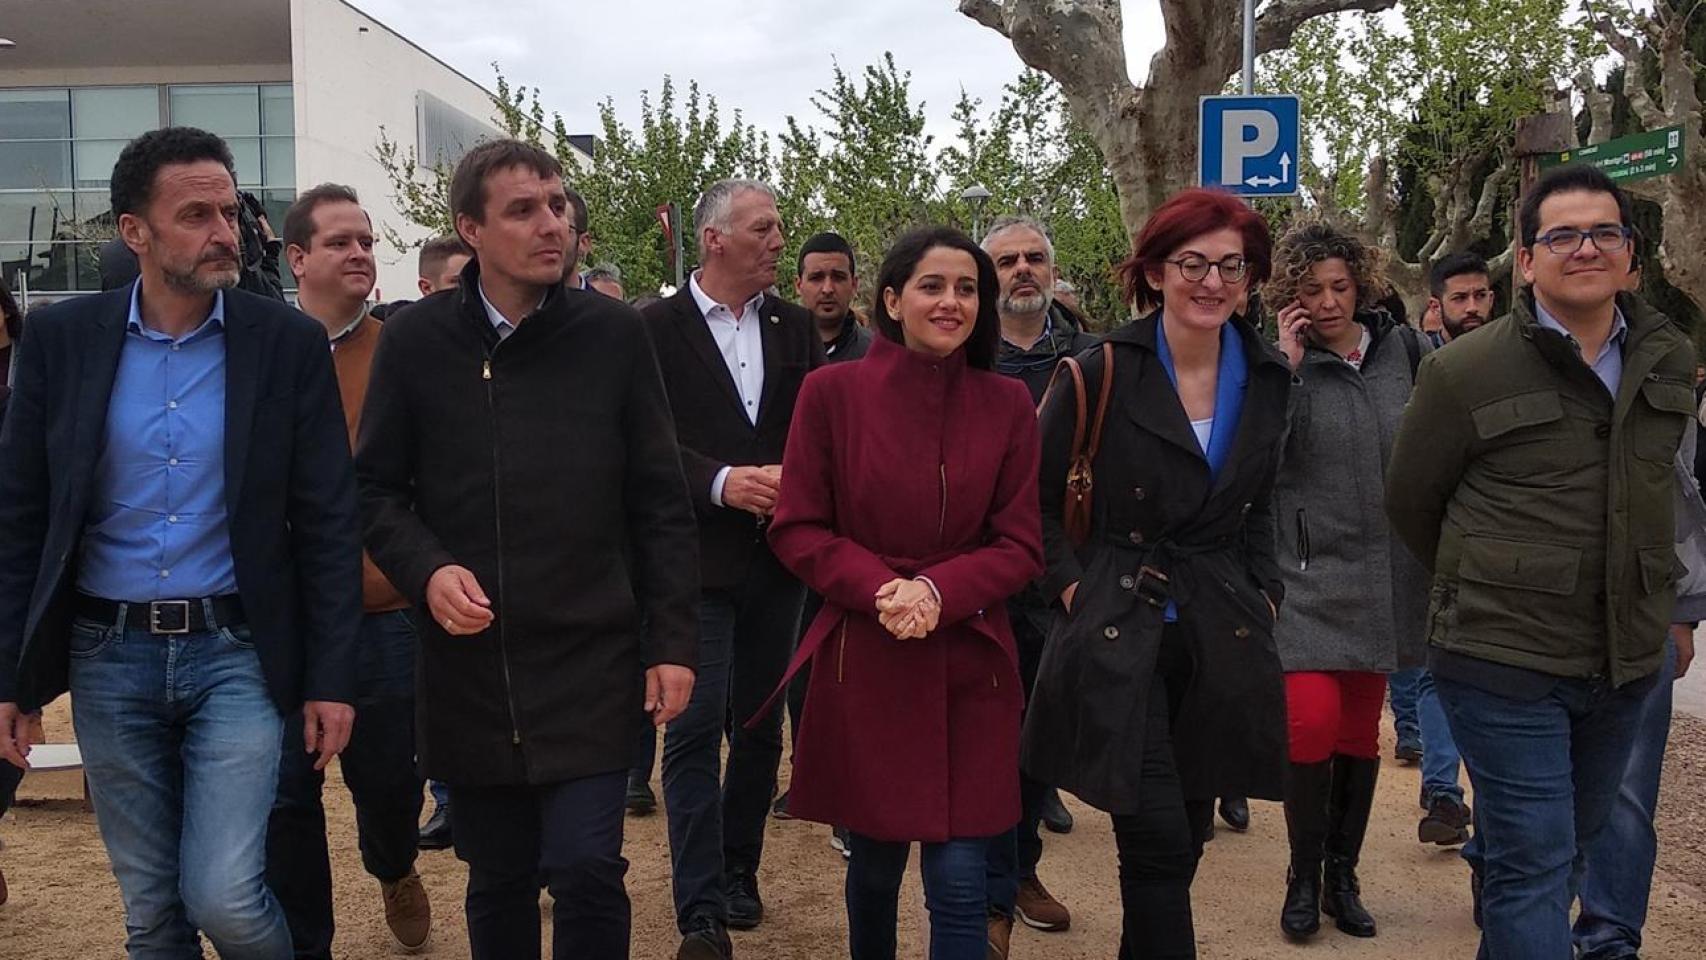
[836,620,848,683]
[1295,508,1311,572]
[484,347,524,748]
[938,463,948,542]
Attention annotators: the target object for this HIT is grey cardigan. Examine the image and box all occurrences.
[1272,310,1430,673]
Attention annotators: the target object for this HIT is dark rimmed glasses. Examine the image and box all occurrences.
[1535,226,1632,256]
[1165,255,1249,283]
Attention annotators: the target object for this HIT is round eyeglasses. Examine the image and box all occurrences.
[1165,255,1249,283]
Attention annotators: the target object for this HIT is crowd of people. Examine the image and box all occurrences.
[0,122,1698,960]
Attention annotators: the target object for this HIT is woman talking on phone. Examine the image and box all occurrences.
[1267,221,1431,942]
[1022,188,1292,959]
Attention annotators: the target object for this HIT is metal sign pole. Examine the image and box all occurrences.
[1243,0,1256,95]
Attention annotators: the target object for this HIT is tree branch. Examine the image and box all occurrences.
[1254,0,1399,56]
[1364,155,1399,250]
[957,0,1008,35]
[1593,16,1670,129]
[1578,68,1614,146]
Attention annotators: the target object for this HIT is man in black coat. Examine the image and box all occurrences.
[0,127,361,957]
[640,179,824,959]
[356,139,699,960]
[979,215,1089,951]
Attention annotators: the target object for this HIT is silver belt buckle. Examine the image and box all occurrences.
[148,600,192,635]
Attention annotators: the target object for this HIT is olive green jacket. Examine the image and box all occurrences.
[1385,291,1695,686]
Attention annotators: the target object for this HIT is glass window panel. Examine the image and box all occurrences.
[0,89,71,140]
[71,87,159,140]
[73,239,104,291]
[227,138,262,186]
[0,141,72,189]
[261,189,295,233]
[73,140,132,189]
[0,192,66,243]
[0,242,74,292]
[169,85,259,137]
[260,85,293,136]
[262,137,294,188]
[73,191,115,236]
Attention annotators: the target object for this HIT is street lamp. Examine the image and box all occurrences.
[961,183,992,239]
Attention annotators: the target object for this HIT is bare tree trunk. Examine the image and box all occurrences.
[959,0,1396,240]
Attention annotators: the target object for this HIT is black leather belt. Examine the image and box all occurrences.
[74,594,247,635]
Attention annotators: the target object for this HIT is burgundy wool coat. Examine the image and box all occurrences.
[764,335,1045,843]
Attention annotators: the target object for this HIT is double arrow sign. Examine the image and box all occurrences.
[1245,154,1292,188]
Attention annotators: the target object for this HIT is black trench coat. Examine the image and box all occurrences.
[1021,311,1292,815]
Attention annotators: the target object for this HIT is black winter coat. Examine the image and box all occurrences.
[356,262,700,786]
[1022,311,1292,814]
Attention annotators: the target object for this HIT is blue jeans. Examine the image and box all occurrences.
[1417,669,1465,804]
[429,779,451,809]
[69,609,292,960]
[1438,666,1658,960]
[847,833,990,960]
[268,610,423,959]
[1388,666,1423,745]
[1573,637,1678,960]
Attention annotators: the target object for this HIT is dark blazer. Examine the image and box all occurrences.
[0,286,363,713]
[641,287,825,591]
[1021,311,1292,815]
[357,262,700,785]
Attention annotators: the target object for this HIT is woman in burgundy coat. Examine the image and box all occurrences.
[766,226,1044,960]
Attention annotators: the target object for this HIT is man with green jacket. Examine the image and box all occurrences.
[1386,164,1695,960]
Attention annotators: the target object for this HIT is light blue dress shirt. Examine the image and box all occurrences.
[77,283,237,601]
[1534,299,1629,397]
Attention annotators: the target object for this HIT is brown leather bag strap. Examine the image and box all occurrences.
[1083,342,1115,461]
[1040,355,1090,459]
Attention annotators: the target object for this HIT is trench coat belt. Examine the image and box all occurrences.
[1098,533,1237,608]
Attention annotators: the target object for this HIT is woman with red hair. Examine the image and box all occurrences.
[1023,188,1292,958]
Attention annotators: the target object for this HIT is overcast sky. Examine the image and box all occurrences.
[347,0,1167,150]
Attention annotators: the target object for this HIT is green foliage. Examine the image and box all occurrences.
[1258,0,1593,234]
[375,57,1127,322]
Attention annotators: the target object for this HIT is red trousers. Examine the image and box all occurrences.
[1285,671,1386,763]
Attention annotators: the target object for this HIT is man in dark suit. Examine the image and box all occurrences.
[641,180,824,959]
[357,139,700,960]
[0,127,362,958]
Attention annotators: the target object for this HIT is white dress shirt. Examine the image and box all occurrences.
[689,271,767,506]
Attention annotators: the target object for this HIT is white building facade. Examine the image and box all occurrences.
[0,0,588,304]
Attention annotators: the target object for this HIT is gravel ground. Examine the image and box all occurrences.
[2,704,1704,958]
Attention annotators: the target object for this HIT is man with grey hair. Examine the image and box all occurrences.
[980,214,1093,956]
[584,264,625,300]
[641,179,824,959]
[983,216,1098,400]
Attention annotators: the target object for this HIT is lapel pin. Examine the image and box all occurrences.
[768,315,779,324]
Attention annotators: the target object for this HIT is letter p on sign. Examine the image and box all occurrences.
[1220,110,1279,185]
[1198,95,1301,197]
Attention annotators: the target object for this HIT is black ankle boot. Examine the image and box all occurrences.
[1322,755,1379,938]
[1280,760,1332,940]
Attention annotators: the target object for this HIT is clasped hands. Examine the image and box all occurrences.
[875,578,940,640]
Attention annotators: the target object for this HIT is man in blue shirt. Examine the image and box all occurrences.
[0,127,363,959]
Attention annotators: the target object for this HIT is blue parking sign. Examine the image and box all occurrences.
[1199,95,1302,197]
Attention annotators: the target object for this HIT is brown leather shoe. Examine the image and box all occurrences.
[381,871,431,952]
[986,910,1012,959]
[1014,875,1071,931]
